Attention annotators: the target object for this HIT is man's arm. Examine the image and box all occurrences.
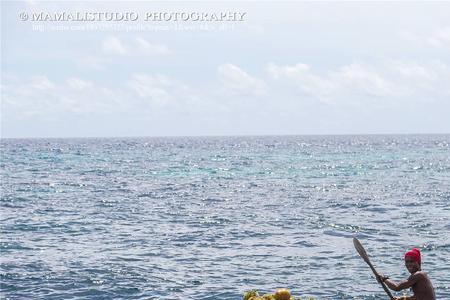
[381,273,421,292]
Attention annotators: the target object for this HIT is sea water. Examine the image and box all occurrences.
[1,135,449,299]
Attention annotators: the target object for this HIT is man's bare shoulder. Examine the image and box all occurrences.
[409,271,429,280]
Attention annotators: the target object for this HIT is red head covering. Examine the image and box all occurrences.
[404,248,421,265]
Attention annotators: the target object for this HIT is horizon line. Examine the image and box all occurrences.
[2,132,450,140]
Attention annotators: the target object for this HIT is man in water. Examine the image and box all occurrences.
[377,248,436,300]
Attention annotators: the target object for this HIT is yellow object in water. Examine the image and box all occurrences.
[243,290,259,300]
[243,289,316,300]
[274,288,291,300]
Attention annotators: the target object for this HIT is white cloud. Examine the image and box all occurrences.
[4,60,449,124]
[30,75,56,90]
[399,27,450,49]
[75,55,110,70]
[217,63,266,96]
[135,37,172,55]
[390,62,436,80]
[3,72,204,122]
[2,75,124,117]
[267,62,337,101]
[267,60,450,105]
[333,63,394,97]
[127,74,172,107]
[126,73,207,115]
[66,78,93,91]
[388,60,450,100]
[102,36,128,55]
[427,27,450,48]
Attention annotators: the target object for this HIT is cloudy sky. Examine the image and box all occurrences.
[2,1,450,138]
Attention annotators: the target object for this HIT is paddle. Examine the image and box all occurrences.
[353,237,394,300]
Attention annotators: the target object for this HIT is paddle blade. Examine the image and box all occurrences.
[353,237,370,264]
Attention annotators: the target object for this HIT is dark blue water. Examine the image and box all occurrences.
[1,135,449,299]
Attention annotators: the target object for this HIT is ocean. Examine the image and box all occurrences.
[1,135,449,299]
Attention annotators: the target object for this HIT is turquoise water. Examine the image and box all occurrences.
[1,135,449,299]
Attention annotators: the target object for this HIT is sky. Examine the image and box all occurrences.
[1,1,450,138]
